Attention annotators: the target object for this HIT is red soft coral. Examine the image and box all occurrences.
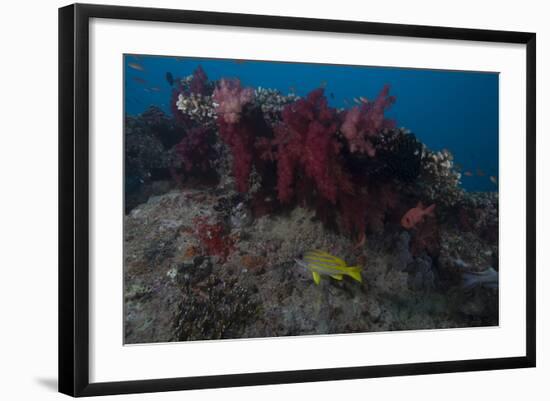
[210,81,403,240]
[212,79,256,192]
[410,217,440,257]
[270,88,350,204]
[189,65,209,95]
[194,217,235,262]
[257,88,399,239]
[174,127,213,172]
[339,192,368,237]
[340,85,396,157]
[339,183,400,237]
[222,122,255,192]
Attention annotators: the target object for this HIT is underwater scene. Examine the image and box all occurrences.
[124,54,499,344]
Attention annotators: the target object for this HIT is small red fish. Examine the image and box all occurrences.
[476,169,485,177]
[464,171,473,177]
[401,202,436,229]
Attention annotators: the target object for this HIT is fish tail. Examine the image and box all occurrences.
[425,204,436,215]
[346,266,362,283]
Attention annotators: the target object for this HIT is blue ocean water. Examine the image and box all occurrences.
[124,55,499,192]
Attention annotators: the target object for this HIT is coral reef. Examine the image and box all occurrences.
[254,87,299,123]
[124,111,183,212]
[417,148,464,206]
[166,70,468,241]
[127,65,493,243]
[377,128,423,182]
[175,93,215,124]
[123,64,499,343]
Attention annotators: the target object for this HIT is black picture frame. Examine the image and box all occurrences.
[59,3,536,397]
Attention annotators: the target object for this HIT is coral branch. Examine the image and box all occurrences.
[270,88,349,204]
[340,85,396,157]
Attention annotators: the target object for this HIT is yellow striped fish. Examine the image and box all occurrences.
[295,250,362,285]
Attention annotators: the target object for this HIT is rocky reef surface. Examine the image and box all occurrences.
[124,188,497,344]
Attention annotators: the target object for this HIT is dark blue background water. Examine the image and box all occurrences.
[125,55,499,192]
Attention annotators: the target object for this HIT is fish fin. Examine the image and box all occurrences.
[312,271,321,285]
[307,250,335,259]
[425,204,436,215]
[330,274,344,281]
[346,266,362,283]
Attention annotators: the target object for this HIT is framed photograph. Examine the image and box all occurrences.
[58,3,536,397]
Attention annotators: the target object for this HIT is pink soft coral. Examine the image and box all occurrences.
[212,79,256,192]
[194,217,235,262]
[212,79,254,124]
[340,85,396,157]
